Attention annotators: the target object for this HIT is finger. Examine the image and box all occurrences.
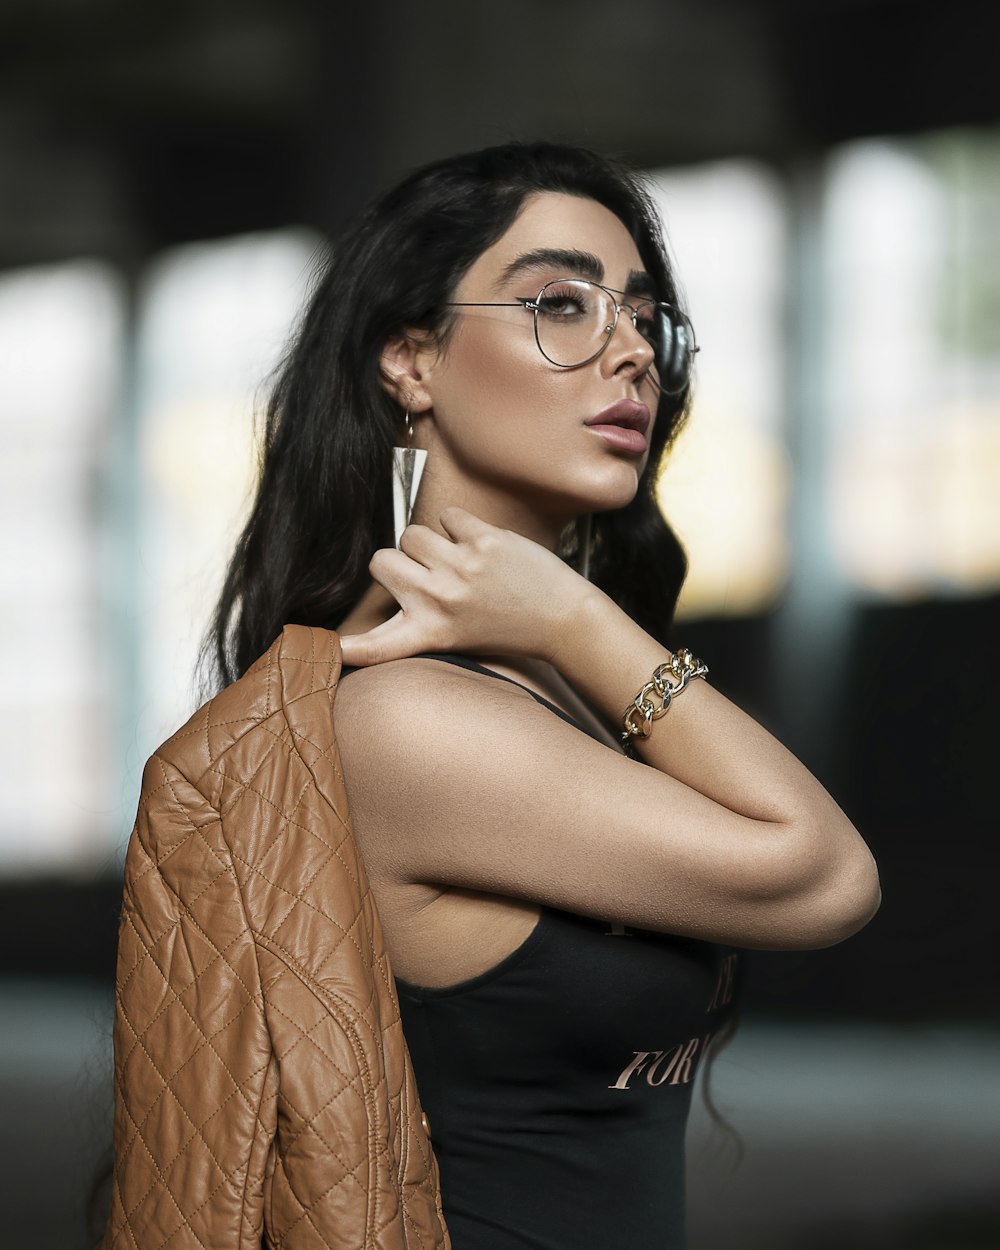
[437,505,499,544]
[368,545,430,599]
[339,611,428,668]
[398,523,460,569]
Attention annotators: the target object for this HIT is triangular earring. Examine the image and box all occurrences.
[392,409,428,548]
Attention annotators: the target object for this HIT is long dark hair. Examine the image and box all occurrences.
[203,141,694,691]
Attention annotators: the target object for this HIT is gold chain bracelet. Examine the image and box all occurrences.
[620,648,709,754]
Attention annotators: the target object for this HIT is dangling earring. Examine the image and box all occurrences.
[579,512,592,582]
[392,408,428,548]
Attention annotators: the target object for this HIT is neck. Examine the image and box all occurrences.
[408,454,577,553]
[340,435,588,638]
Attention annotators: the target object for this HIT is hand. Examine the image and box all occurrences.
[339,507,591,667]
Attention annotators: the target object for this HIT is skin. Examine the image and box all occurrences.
[334,192,880,989]
[343,193,662,739]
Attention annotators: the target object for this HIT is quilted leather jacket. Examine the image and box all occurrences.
[102,624,449,1250]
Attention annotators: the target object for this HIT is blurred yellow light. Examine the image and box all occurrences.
[143,397,258,539]
[657,396,791,618]
[833,403,1000,597]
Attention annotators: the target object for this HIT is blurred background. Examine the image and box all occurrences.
[2,1,999,1246]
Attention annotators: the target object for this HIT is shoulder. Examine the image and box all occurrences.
[333,653,597,805]
[335,655,541,741]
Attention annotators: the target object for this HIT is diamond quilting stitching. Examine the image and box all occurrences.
[120,867,259,1041]
[337,908,397,1012]
[219,790,369,965]
[212,721,355,864]
[116,1109,245,1250]
[115,914,258,1135]
[165,708,255,746]
[233,853,369,969]
[263,1004,369,1163]
[114,1044,237,1235]
[105,628,447,1250]
[289,729,350,794]
[210,714,300,815]
[205,736,356,897]
[255,923,381,1049]
[163,667,282,764]
[112,904,256,1082]
[135,990,260,1112]
[277,1087,369,1195]
[263,1000,362,1103]
[155,760,246,870]
[239,775,359,895]
[110,875,270,1249]
[286,1179,371,1250]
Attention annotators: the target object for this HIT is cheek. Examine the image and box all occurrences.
[433,319,569,445]
[447,315,536,389]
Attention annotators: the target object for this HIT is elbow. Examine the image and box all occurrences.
[744,820,881,950]
[799,852,881,948]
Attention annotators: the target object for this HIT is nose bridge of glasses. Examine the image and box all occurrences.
[602,292,656,361]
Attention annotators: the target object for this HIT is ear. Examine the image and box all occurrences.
[379,331,437,412]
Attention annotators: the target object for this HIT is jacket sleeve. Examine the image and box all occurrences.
[102,753,278,1250]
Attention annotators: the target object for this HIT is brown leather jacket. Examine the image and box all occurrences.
[102,625,449,1250]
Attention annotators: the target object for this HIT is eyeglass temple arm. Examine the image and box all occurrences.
[445,301,701,352]
[444,301,532,308]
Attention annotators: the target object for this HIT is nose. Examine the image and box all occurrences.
[600,303,656,380]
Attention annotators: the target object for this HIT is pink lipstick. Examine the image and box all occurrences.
[584,399,650,454]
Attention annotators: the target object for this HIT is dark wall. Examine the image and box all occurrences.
[683,593,1000,1022]
[3,0,1000,265]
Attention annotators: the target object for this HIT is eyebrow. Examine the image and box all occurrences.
[496,248,655,296]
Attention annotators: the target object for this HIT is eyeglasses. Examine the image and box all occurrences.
[447,278,699,395]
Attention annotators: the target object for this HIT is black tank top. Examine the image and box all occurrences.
[339,653,739,1249]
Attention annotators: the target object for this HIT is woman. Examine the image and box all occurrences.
[207,142,880,1248]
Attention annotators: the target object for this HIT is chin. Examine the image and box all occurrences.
[584,465,646,513]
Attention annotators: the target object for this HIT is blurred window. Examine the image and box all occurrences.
[131,230,323,796]
[825,132,1000,598]
[0,232,322,873]
[648,162,791,619]
[0,262,123,871]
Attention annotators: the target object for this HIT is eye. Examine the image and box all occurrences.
[534,281,594,319]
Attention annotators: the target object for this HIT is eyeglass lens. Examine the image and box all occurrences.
[533,279,694,394]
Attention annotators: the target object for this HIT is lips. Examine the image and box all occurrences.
[584,399,650,454]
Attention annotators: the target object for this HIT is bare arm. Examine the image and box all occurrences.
[337,508,880,949]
